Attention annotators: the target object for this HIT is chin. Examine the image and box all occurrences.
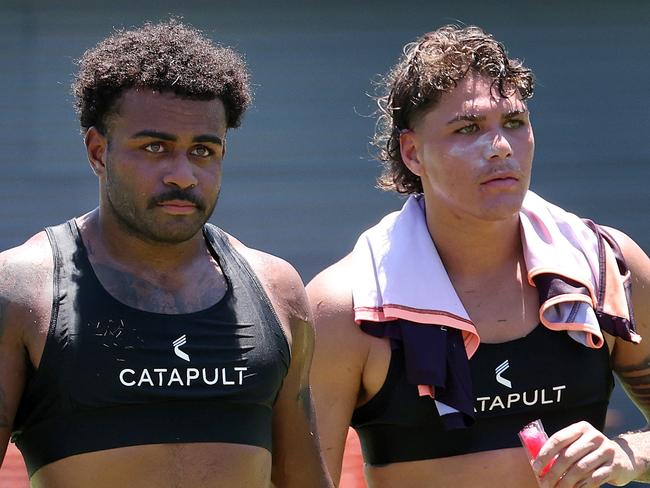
[152,221,208,244]
[476,195,526,221]
[125,216,208,245]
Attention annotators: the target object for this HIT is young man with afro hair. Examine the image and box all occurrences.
[0,19,333,488]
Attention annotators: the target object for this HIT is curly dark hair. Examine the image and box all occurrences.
[374,25,534,194]
[72,19,252,133]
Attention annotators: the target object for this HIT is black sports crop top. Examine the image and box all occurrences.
[351,323,613,465]
[11,221,291,476]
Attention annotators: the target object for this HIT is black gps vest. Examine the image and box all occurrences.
[351,323,613,465]
[11,221,291,476]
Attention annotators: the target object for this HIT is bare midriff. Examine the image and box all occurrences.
[30,442,271,488]
[365,447,539,488]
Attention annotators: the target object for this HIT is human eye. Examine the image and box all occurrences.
[190,145,214,157]
[504,118,526,129]
[143,142,165,153]
[455,124,479,135]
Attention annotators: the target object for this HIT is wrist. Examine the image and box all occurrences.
[612,435,649,483]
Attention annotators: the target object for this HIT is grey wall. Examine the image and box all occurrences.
[1,1,648,484]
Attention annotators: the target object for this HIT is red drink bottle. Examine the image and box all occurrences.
[518,419,556,476]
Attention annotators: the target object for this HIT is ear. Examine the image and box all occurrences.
[85,127,108,177]
[399,129,423,177]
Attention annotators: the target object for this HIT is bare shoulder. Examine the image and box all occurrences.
[224,233,310,345]
[0,232,53,305]
[226,233,307,311]
[601,226,650,280]
[308,255,373,422]
[0,231,53,345]
[602,227,650,368]
[307,254,354,319]
[306,254,370,354]
[600,225,650,319]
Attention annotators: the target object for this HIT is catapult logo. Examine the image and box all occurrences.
[474,358,567,413]
[118,333,249,388]
[495,359,512,388]
[173,334,190,362]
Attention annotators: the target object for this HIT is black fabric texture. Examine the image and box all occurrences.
[11,221,290,476]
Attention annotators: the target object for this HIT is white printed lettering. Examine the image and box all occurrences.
[222,368,235,386]
[118,366,250,388]
[235,367,247,385]
[541,389,553,405]
[154,368,167,386]
[523,390,538,406]
[506,393,521,408]
[553,385,566,402]
[167,368,183,386]
[186,368,200,385]
[137,369,154,387]
[489,396,505,411]
[474,385,567,413]
[119,369,136,386]
[203,368,219,385]
[476,397,490,412]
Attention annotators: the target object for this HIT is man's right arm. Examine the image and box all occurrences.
[307,257,369,485]
[0,233,52,466]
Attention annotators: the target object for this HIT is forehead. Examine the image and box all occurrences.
[426,74,527,122]
[109,88,227,135]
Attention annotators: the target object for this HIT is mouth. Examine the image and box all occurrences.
[480,172,521,189]
[157,200,198,215]
[481,171,519,183]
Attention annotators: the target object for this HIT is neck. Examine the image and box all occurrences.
[77,208,207,272]
[424,200,523,279]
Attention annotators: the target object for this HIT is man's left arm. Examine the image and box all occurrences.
[535,228,650,487]
[252,254,332,488]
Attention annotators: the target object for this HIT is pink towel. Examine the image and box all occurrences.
[351,192,638,427]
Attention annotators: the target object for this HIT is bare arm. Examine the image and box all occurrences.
[534,228,650,487]
[307,257,368,486]
[0,286,24,466]
[236,244,333,488]
[0,235,52,466]
[608,229,650,482]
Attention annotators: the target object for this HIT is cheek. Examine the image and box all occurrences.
[444,136,486,163]
[198,164,223,193]
[514,131,535,162]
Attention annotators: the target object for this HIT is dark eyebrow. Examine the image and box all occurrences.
[131,131,223,146]
[503,109,528,119]
[193,135,224,146]
[131,130,177,141]
[446,109,529,125]
[446,114,485,125]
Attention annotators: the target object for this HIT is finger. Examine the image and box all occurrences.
[566,463,616,488]
[534,422,594,469]
[588,464,616,487]
[540,434,606,483]
[554,449,611,488]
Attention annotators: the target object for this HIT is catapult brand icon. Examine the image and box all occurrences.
[495,359,512,388]
[474,358,567,413]
[118,333,249,388]
[173,334,190,362]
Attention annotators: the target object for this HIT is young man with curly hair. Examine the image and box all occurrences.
[309,25,650,487]
[0,20,332,488]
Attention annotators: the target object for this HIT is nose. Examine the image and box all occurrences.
[163,154,198,190]
[485,131,513,160]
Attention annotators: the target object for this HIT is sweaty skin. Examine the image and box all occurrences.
[0,91,332,488]
[308,75,650,488]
